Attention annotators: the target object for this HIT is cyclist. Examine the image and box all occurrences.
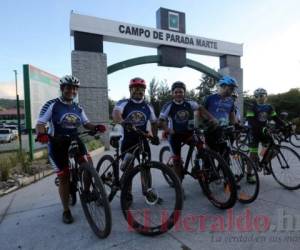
[246,88,286,175]
[112,77,159,203]
[159,81,217,183]
[36,75,106,224]
[203,75,250,181]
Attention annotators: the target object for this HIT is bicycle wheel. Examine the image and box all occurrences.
[96,154,116,201]
[289,133,300,148]
[79,162,112,238]
[120,161,183,236]
[229,149,259,203]
[159,146,175,187]
[197,149,237,209]
[270,145,300,190]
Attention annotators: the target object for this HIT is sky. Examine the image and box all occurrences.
[0,0,300,100]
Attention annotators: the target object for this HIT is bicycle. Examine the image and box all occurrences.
[96,124,183,236]
[252,126,300,190]
[51,131,112,238]
[159,128,237,209]
[219,126,260,204]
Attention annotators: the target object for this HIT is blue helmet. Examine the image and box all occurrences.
[218,75,238,87]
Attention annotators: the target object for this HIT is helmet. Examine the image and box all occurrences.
[232,91,239,98]
[254,88,267,97]
[129,77,146,89]
[218,75,238,87]
[59,75,80,87]
[171,81,186,92]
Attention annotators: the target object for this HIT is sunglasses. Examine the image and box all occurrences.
[255,94,266,98]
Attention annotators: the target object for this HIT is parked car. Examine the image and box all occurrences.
[4,125,18,139]
[0,128,14,143]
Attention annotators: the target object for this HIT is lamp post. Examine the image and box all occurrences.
[13,70,22,153]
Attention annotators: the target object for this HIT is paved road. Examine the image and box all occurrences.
[0,134,46,152]
[0,143,300,250]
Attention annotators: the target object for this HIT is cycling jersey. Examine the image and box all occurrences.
[37,98,89,136]
[159,100,199,133]
[113,98,157,157]
[159,100,199,157]
[246,103,277,128]
[114,98,156,134]
[204,94,235,126]
[246,103,284,153]
[37,97,89,175]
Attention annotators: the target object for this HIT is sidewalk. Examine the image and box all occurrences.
[0,144,299,250]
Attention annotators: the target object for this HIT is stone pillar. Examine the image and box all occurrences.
[72,51,109,149]
[219,55,244,120]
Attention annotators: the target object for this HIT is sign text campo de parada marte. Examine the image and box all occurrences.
[119,24,218,50]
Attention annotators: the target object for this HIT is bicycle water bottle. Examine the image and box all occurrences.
[120,153,134,171]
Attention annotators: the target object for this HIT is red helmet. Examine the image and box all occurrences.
[129,77,146,89]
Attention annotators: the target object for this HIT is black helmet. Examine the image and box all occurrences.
[171,81,186,92]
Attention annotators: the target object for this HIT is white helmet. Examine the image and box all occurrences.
[59,75,80,87]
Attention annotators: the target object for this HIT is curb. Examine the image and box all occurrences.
[0,146,105,197]
[0,169,54,197]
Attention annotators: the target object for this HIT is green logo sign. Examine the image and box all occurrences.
[168,12,179,31]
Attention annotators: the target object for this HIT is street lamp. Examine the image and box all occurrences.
[13,70,22,153]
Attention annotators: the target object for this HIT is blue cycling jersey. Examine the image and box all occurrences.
[113,98,156,138]
[204,94,234,126]
[159,100,199,133]
[37,98,89,136]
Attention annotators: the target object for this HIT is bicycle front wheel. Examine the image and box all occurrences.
[289,133,300,148]
[197,149,237,209]
[96,154,116,201]
[79,162,112,238]
[270,145,300,190]
[120,161,183,236]
[159,146,175,187]
[229,149,260,203]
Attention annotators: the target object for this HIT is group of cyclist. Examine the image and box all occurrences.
[36,73,290,224]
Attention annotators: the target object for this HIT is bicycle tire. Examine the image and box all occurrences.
[79,162,112,238]
[270,145,300,190]
[197,149,237,209]
[230,149,260,204]
[96,154,116,201]
[120,161,183,236]
[159,146,175,187]
[289,133,300,148]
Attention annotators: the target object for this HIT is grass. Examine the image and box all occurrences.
[0,151,32,181]
[0,137,103,182]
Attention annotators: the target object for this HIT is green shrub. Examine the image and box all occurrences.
[17,151,31,174]
[0,157,12,181]
[86,139,103,151]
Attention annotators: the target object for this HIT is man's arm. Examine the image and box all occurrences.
[112,109,123,124]
[36,123,47,134]
[197,106,218,125]
[83,123,96,131]
[229,111,237,125]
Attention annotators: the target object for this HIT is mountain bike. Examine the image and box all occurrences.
[159,128,237,209]
[96,125,183,236]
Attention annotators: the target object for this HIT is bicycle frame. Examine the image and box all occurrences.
[102,130,152,199]
[166,129,206,177]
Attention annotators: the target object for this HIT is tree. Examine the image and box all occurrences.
[197,74,217,102]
